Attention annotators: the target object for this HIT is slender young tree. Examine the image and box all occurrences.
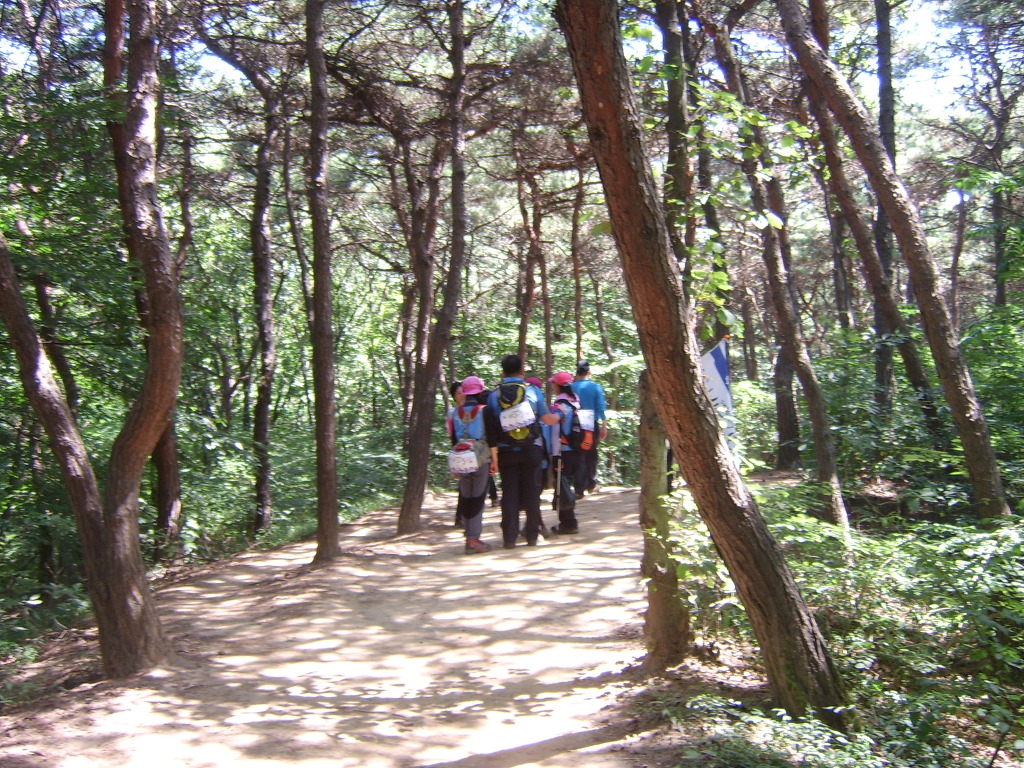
[774,0,1010,519]
[397,0,472,533]
[555,0,849,728]
[872,0,898,411]
[306,0,340,561]
[198,33,286,535]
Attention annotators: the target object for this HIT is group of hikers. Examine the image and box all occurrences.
[445,354,609,554]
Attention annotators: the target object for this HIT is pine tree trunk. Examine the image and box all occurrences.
[774,343,801,471]
[800,18,946,443]
[305,0,340,562]
[152,424,183,563]
[872,0,897,412]
[250,94,280,535]
[101,0,179,675]
[775,0,1010,519]
[555,0,849,728]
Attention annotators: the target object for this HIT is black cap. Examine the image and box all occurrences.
[576,360,590,375]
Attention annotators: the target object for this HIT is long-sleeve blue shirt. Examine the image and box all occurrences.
[573,378,607,423]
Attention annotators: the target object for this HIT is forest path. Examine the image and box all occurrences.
[1,487,698,768]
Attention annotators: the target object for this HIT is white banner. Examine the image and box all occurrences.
[700,339,735,441]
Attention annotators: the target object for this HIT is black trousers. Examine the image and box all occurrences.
[556,450,584,530]
[498,445,543,546]
[576,437,600,494]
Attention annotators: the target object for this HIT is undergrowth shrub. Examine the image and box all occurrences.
[660,480,1024,767]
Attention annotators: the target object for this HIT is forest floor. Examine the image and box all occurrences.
[0,486,770,768]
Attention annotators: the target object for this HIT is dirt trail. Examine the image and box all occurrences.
[1,488,688,768]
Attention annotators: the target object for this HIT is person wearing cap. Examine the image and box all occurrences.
[447,375,493,554]
[484,354,560,548]
[546,371,585,534]
[573,360,608,495]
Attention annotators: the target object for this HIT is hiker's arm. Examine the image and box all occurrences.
[483,405,502,445]
[489,446,498,475]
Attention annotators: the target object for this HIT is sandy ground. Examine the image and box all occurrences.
[1,487,731,768]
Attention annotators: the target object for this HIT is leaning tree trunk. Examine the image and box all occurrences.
[306,0,340,562]
[639,370,692,672]
[774,0,1010,519]
[801,0,946,443]
[1,236,121,673]
[555,0,849,729]
[708,21,847,527]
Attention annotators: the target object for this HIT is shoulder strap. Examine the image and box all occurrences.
[456,405,485,439]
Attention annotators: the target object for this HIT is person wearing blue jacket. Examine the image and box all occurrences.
[447,376,493,554]
[573,360,608,495]
[484,355,559,549]
[546,371,585,534]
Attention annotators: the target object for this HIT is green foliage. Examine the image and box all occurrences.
[663,489,746,644]
[650,694,885,768]
[731,380,777,468]
[657,478,1024,766]
[961,305,1024,463]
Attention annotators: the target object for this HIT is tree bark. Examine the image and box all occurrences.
[306,0,340,561]
[250,93,280,535]
[1,233,110,662]
[555,0,849,728]
[11,0,182,675]
[740,284,759,381]
[950,190,968,330]
[639,370,692,672]
[774,0,1010,519]
[872,0,897,412]
[152,424,183,563]
[570,163,587,361]
[654,0,693,271]
[32,276,80,416]
[774,342,801,471]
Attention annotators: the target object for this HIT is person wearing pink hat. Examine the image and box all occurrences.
[446,375,493,554]
[545,371,585,534]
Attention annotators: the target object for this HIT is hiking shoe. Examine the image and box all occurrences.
[464,538,492,554]
[551,525,579,535]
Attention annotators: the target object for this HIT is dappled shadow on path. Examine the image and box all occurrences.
[1,489,667,767]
